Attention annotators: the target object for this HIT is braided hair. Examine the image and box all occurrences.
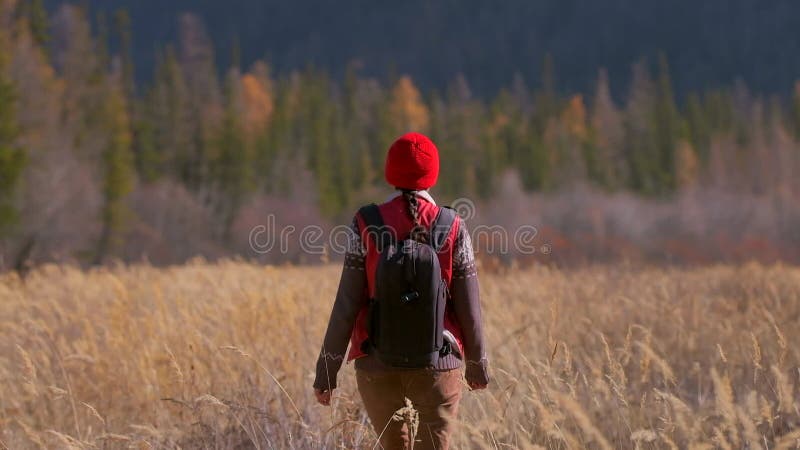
[402,190,429,243]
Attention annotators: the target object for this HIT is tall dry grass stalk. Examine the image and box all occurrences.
[1,261,799,448]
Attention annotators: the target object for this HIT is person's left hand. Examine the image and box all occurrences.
[314,388,332,406]
[465,359,489,390]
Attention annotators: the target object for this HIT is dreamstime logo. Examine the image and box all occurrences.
[248,198,551,256]
[450,197,477,221]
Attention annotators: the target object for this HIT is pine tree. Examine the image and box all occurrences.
[57,4,102,154]
[500,75,542,191]
[330,100,354,211]
[261,78,290,192]
[685,93,710,163]
[532,53,558,133]
[114,10,135,100]
[623,60,660,195]
[0,36,25,234]
[439,74,483,197]
[522,54,560,191]
[554,94,589,186]
[95,75,134,263]
[342,62,373,192]
[132,103,159,182]
[731,80,753,149]
[652,54,683,192]
[214,66,254,239]
[374,87,397,176]
[178,13,222,190]
[15,0,49,48]
[113,10,164,185]
[480,89,515,197]
[145,45,192,181]
[703,89,735,135]
[523,136,550,192]
[96,12,110,72]
[301,70,340,215]
[589,68,626,189]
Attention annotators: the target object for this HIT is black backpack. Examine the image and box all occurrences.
[358,203,458,368]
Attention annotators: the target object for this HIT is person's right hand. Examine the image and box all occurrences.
[314,388,332,406]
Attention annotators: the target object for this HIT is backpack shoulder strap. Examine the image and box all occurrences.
[430,206,458,252]
[357,204,392,250]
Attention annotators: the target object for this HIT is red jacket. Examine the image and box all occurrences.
[346,194,464,361]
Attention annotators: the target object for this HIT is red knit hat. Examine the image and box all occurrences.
[384,132,440,190]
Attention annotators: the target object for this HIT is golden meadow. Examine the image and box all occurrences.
[1,261,799,449]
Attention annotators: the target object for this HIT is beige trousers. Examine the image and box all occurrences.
[356,368,463,450]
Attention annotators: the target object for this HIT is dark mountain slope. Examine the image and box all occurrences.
[45,0,800,97]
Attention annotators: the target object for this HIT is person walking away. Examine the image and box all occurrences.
[312,132,489,449]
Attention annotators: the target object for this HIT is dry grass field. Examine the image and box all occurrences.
[1,261,799,449]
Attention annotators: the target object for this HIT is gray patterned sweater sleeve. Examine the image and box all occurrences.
[452,218,477,279]
[313,218,367,391]
[450,220,490,386]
